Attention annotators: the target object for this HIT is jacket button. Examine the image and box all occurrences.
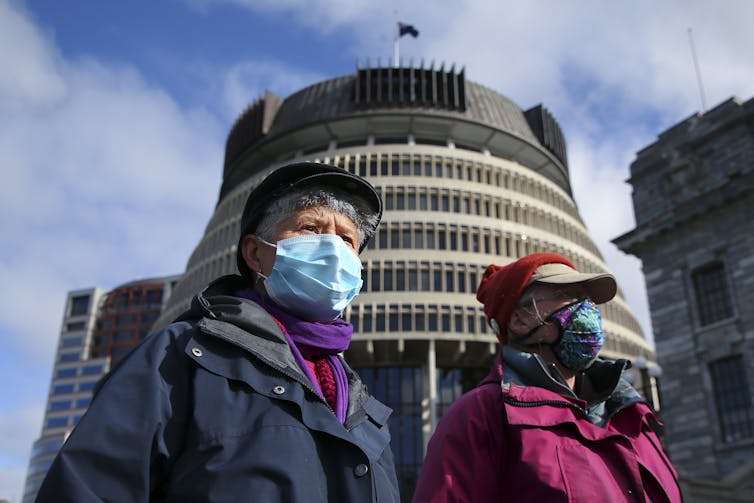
[272,386,286,395]
[191,347,203,357]
[354,464,368,477]
[626,489,633,496]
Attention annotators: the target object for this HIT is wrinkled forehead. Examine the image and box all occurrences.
[279,205,358,229]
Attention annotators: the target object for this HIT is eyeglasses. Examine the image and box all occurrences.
[518,297,584,326]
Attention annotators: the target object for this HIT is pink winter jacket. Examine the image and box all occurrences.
[413,355,681,502]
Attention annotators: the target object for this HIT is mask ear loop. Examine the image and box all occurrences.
[252,235,277,284]
[256,236,278,249]
[513,294,551,345]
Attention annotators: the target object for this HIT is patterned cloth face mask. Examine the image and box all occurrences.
[547,299,605,371]
[257,234,364,322]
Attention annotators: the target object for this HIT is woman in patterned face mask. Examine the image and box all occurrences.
[37,163,400,503]
[414,252,682,503]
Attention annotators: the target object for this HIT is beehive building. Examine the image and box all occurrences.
[156,62,654,497]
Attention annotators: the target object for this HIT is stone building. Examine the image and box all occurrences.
[155,61,655,499]
[614,96,754,501]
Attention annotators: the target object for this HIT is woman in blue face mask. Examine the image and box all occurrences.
[233,164,384,424]
[37,162,400,503]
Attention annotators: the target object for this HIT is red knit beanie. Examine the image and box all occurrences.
[476,253,574,343]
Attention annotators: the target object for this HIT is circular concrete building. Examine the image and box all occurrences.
[157,62,653,498]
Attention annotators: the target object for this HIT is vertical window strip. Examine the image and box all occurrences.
[710,356,754,442]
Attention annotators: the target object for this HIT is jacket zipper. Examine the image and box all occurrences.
[502,393,588,417]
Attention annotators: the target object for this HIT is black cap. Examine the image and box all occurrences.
[236,162,382,277]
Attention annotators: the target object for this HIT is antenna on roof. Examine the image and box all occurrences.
[687,27,708,112]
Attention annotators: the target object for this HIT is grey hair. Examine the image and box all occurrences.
[254,187,379,248]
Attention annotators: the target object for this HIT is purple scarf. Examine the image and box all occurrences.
[237,289,351,423]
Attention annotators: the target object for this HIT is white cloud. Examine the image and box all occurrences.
[221,60,326,120]
[0,0,65,110]
[0,55,225,347]
[0,2,224,497]
[187,0,388,29]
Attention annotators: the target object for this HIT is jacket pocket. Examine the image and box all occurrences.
[556,442,631,502]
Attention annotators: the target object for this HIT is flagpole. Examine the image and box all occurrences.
[393,18,399,67]
[687,28,707,112]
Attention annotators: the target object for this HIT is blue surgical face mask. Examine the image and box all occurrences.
[257,234,363,321]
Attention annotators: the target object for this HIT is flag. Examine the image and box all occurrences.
[398,22,419,38]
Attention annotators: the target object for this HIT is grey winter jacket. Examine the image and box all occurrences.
[36,275,400,502]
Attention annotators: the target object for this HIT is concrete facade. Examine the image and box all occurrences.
[614,97,754,501]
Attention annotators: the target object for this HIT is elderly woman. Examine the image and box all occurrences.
[37,163,400,502]
[413,252,681,502]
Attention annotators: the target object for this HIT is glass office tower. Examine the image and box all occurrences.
[23,276,179,502]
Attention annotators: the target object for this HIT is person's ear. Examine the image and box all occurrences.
[508,308,530,337]
[241,235,263,274]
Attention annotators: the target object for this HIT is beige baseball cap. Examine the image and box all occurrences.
[527,263,617,304]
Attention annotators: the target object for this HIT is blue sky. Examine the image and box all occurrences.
[2,0,754,498]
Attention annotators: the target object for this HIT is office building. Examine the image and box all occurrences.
[614,96,754,501]
[22,275,179,503]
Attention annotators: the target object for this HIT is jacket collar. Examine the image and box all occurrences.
[176,275,374,419]
[491,346,645,426]
[177,275,299,369]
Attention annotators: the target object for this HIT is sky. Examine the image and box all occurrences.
[2,0,753,498]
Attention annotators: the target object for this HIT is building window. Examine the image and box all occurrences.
[437,368,488,417]
[116,314,137,326]
[56,368,76,379]
[50,400,71,411]
[710,356,754,443]
[69,295,90,316]
[53,384,75,394]
[114,330,134,342]
[145,290,163,307]
[356,367,423,502]
[31,438,63,457]
[78,381,98,392]
[46,417,68,428]
[82,364,104,376]
[65,321,86,332]
[61,336,83,347]
[692,262,733,326]
[59,352,79,362]
[141,312,159,324]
